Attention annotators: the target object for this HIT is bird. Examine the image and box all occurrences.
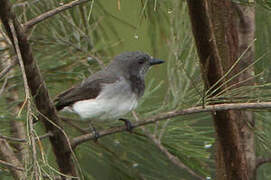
[54,51,164,135]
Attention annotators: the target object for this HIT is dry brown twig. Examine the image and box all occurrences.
[132,111,205,180]
[0,57,17,80]
[0,76,9,96]
[0,159,24,171]
[0,132,53,143]
[0,138,24,179]
[23,0,90,31]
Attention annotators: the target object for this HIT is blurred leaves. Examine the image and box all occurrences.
[1,0,271,180]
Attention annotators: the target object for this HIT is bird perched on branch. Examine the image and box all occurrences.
[55,51,164,135]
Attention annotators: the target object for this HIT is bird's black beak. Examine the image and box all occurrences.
[149,58,165,66]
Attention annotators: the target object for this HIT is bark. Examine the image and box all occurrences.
[0,0,77,178]
[234,5,255,179]
[187,1,255,180]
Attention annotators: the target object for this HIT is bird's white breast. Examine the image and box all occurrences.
[71,77,138,120]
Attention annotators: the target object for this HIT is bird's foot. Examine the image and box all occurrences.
[119,118,134,132]
[89,123,100,142]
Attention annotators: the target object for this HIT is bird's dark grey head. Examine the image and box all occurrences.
[109,51,164,79]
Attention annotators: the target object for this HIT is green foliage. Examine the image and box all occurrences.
[1,0,271,180]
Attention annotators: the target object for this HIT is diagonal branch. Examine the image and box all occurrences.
[253,156,271,178]
[0,159,24,171]
[0,138,24,179]
[23,0,90,31]
[71,101,271,147]
[0,0,77,178]
[256,157,271,169]
[132,112,205,180]
[0,57,17,80]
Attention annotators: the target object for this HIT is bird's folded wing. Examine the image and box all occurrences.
[54,78,117,111]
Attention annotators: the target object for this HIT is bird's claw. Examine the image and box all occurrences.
[89,123,100,142]
[119,118,134,132]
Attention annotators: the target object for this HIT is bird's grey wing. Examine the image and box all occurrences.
[54,77,117,111]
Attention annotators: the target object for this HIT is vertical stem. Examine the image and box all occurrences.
[9,20,39,180]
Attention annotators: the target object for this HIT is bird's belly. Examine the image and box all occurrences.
[72,94,138,120]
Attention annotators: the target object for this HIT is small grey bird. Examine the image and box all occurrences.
[55,51,164,129]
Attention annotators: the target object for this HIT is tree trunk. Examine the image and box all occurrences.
[187,1,255,180]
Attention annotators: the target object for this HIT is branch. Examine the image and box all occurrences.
[0,138,24,179]
[0,57,17,80]
[253,156,271,178]
[60,117,89,134]
[256,157,271,169]
[132,112,204,180]
[0,76,8,96]
[0,159,24,171]
[72,102,271,147]
[150,135,205,180]
[0,0,77,178]
[23,0,89,31]
[0,132,53,143]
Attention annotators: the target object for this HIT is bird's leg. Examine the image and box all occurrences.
[88,122,100,142]
[119,118,134,132]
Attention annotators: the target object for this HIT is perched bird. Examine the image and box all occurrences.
[55,51,164,132]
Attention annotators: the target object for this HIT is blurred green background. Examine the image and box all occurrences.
[1,0,271,179]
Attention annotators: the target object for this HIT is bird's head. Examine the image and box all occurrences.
[110,51,164,79]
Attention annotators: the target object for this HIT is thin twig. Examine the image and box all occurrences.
[0,76,8,96]
[0,132,53,143]
[23,0,90,31]
[132,112,204,180]
[0,58,17,80]
[150,133,204,180]
[61,117,89,134]
[158,118,170,142]
[0,138,24,179]
[0,159,24,171]
[71,101,271,148]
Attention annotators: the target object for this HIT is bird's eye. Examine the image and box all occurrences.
[138,59,145,64]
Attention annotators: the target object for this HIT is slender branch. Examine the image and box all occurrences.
[0,138,24,179]
[0,58,17,80]
[23,0,90,31]
[132,112,204,180]
[72,102,271,148]
[0,132,53,143]
[149,134,204,180]
[253,156,271,178]
[60,117,89,134]
[0,159,24,171]
[256,157,271,169]
[0,76,8,96]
